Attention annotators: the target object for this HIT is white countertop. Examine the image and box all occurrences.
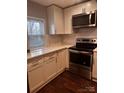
[93,48,97,52]
[27,45,73,60]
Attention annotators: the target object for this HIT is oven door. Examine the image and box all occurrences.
[69,49,93,69]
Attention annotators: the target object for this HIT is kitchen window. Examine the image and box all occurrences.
[27,17,45,48]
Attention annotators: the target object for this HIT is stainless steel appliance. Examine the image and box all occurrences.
[69,38,97,80]
[72,10,97,28]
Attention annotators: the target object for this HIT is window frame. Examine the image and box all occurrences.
[27,16,46,49]
[27,16,46,35]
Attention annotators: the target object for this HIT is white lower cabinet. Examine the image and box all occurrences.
[28,49,69,93]
[28,58,45,93]
[43,53,57,81]
[56,49,66,73]
[92,51,97,81]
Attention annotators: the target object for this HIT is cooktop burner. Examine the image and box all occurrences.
[70,38,97,52]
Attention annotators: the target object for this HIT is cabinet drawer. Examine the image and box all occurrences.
[28,56,41,63]
[44,53,57,62]
[28,63,45,93]
[28,58,44,72]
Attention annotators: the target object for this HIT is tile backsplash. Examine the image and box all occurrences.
[62,28,97,45]
[28,28,96,49]
[44,28,97,47]
[45,35,63,47]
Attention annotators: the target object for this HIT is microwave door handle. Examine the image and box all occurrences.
[95,11,97,25]
[89,13,91,24]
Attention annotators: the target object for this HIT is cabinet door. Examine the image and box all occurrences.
[56,49,66,73]
[54,6,64,34]
[64,8,73,34]
[92,52,97,79]
[65,49,69,68]
[28,61,45,93]
[47,5,64,34]
[44,54,57,80]
[64,5,82,34]
[47,6,55,34]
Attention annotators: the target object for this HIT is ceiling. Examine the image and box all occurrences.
[29,0,90,8]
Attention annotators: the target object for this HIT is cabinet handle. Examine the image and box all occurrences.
[49,57,55,60]
[45,59,56,64]
[31,62,40,67]
[45,57,56,62]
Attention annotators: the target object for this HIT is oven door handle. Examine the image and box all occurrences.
[80,51,92,55]
[69,49,80,54]
[80,51,90,54]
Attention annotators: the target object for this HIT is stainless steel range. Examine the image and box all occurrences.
[69,38,97,80]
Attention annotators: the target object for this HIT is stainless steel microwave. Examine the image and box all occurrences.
[72,10,97,28]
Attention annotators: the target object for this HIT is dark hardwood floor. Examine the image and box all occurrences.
[37,71,97,93]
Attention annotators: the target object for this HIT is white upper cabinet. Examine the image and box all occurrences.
[47,5,64,34]
[64,8,73,34]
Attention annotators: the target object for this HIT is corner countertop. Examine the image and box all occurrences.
[27,45,73,60]
[93,48,97,52]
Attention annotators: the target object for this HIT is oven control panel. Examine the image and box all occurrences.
[76,38,97,44]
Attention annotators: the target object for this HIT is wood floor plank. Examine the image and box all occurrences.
[36,71,97,93]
